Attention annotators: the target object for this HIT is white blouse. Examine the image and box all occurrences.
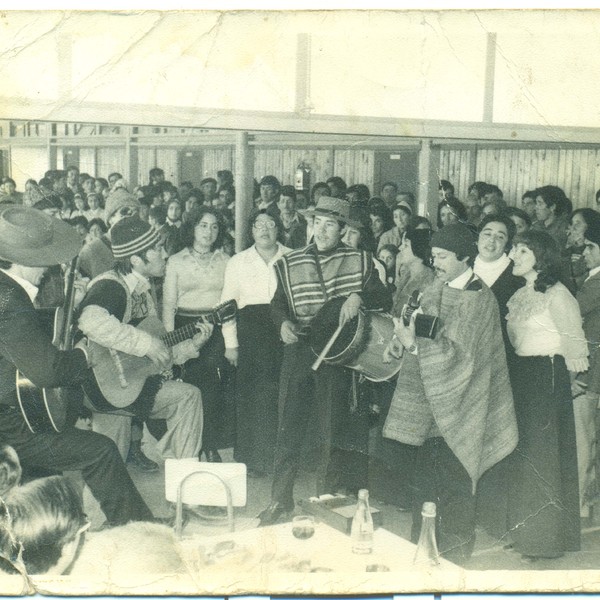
[220,243,291,349]
[163,248,229,332]
[506,281,589,373]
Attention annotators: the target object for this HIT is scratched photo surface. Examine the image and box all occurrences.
[1,7,600,596]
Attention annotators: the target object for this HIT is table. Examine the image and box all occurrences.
[177,521,465,594]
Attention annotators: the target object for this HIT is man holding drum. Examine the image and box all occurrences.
[257,197,392,526]
[383,223,518,564]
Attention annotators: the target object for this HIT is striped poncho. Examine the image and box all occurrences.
[383,276,518,492]
[274,244,370,328]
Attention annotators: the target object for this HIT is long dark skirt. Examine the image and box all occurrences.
[507,354,581,557]
[233,304,283,474]
[175,315,228,452]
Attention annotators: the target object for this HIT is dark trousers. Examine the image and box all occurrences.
[271,340,368,505]
[175,316,227,451]
[411,436,476,564]
[0,406,153,526]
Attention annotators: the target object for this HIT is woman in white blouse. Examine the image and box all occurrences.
[163,206,231,462]
[505,229,589,561]
[220,210,290,476]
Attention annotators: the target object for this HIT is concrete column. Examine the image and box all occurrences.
[235,131,254,252]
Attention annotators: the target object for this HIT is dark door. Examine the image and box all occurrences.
[62,147,80,169]
[179,149,203,187]
[374,150,419,197]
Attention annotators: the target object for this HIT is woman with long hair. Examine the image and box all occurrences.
[221,210,290,476]
[505,229,588,561]
[163,206,231,462]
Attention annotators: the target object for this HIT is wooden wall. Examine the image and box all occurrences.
[440,147,600,209]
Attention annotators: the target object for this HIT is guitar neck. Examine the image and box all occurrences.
[161,323,200,348]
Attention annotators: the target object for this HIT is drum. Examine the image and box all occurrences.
[309,297,402,382]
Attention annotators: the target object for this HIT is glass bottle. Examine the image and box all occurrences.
[351,488,374,554]
[413,501,440,566]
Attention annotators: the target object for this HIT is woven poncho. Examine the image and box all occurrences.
[383,277,518,492]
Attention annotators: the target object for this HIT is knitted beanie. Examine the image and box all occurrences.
[430,223,477,258]
[104,188,141,224]
[111,215,160,258]
[406,228,432,262]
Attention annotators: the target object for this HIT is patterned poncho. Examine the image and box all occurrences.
[383,276,518,492]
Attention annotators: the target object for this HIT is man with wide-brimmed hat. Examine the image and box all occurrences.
[77,215,210,463]
[0,205,154,526]
[257,196,392,526]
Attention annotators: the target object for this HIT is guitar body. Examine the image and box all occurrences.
[85,316,167,410]
[16,308,71,433]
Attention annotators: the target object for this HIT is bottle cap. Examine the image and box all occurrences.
[421,502,436,517]
[358,489,369,500]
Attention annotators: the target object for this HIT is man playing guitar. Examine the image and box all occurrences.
[0,205,154,526]
[77,215,210,461]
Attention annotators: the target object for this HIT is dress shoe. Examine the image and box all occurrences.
[204,449,222,463]
[127,444,159,472]
[256,501,294,527]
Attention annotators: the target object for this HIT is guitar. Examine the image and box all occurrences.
[16,258,81,433]
[83,299,237,412]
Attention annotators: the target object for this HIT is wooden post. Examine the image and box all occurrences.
[295,33,311,116]
[235,131,253,252]
[483,33,497,123]
[417,140,441,223]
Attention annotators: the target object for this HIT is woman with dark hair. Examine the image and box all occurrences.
[531,185,570,249]
[505,229,588,561]
[221,210,290,476]
[371,227,434,510]
[342,205,385,282]
[472,214,524,539]
[391,227,435,316]
[474,214,524,349]
[369,204,394,247]
[437,197,468,229]
[163,206,231,462]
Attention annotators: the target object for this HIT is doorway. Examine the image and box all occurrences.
[374,150,419,198]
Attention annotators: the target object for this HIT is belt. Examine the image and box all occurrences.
[176,308,212,318]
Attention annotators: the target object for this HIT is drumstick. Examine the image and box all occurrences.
[311,323,344,371]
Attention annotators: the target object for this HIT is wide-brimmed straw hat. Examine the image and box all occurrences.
[0,205,81,267]
[304,196,361,228]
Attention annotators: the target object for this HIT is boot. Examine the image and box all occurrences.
[127,440,159,472]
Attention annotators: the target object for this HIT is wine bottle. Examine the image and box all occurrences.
[351,489,374,554]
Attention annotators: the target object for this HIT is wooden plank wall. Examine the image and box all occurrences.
[441,147,600,209]
[96,147,125,181]
[254,148,335,187]
[202,148,235,180]
[439,149,472,203]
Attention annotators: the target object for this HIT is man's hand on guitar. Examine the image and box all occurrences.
[145,338,172,371]
[192,323,214,351]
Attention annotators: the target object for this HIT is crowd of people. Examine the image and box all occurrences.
[0,163,599,574]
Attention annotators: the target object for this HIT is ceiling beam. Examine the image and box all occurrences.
[2,96,600,145]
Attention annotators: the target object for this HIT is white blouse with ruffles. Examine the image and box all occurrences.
[506,281,589,373]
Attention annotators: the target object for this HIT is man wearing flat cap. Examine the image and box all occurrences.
[0,205,154,526]
[258,196,392,525]
[383,223,518,564]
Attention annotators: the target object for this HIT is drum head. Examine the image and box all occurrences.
[309,297,360,360]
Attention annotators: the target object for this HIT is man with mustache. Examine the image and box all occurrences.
[383,223,517,565]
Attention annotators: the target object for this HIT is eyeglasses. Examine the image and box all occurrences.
[253,221,277,230]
